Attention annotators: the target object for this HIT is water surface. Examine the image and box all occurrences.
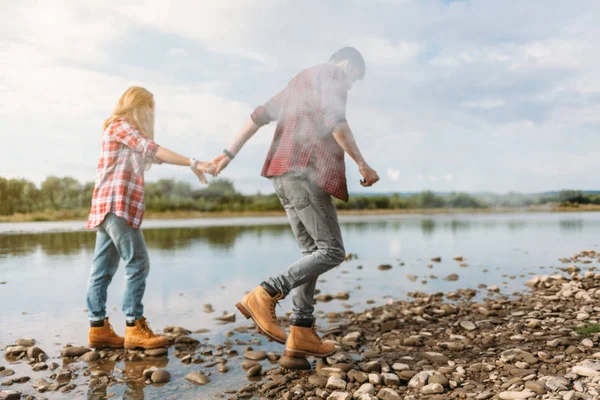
[0,212,598,398]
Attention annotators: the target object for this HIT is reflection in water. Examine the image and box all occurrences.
[421,219,435,236]
[0,225,294,258]
[560,219,584,232]
[86,356,170,400]
[449,220,470,233]
[507,221,526,231]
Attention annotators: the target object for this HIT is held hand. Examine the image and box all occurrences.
[211,153,231,176]
[359,164,380,187]
[191,161,215,184]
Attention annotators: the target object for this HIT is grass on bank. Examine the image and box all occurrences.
[576,324,600,337]
[3,204,600,224]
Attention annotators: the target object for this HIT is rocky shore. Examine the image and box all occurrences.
[4,250,600,399]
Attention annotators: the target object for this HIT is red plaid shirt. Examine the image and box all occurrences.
[86,119,160,229]
[253,63,350,201]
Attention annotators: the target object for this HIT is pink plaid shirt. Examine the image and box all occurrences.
[86,119,160,229]
[253,63,350,201]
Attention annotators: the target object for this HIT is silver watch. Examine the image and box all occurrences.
[190,157,197,169]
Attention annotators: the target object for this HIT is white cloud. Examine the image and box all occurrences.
[460,99,505,109]
[443,174,454,183]
[2,0,600,195]
[355,36,421,66]
[167,48,189,58]
[387,168,401,181]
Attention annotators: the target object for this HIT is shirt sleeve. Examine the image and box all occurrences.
[321,68,348,133]
[251,90,285,126]
[113,120,160,159]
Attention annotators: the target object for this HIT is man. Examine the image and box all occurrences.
[212,47,380,358]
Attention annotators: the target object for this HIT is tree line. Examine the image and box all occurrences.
[0,176,597,217]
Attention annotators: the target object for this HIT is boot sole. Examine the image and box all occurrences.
[235,302,286,345]
[88,342,124,349]
[283,347,337,358]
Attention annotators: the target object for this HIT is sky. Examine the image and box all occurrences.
[1,0,599,195]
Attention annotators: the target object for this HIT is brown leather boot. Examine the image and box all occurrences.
[236,283,287,344]
[88,318,124,349]
[124,317,168,349]
[284,320,337,358]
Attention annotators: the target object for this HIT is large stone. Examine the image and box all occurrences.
[185,371,210,385]
[342,332,362,345]
[353,383,374,399]
[4,346,27,358]
[391,363,409,372]
[309,375,328,388]
[326,376,347,391]
[244,350,267,361]
[572,366,600,377]
[381,373,399,386]
[26,347,45,360]
[498,391,536,400]
[423,352,449,364]
[62,346,91,358]
[145,348,168,357]
[80,351,100,362]
[524,381,546,395]
[421,383,444,394]
[376,388,401,400]
[280,356,311,370]
[0,370,14,377]
[151,370,171,384]
[408,371,431,389]
[327,392,352,400]
[15,339,35,347]
[0,390,21,400]
[460,321,476,331]
[247,365,262,378]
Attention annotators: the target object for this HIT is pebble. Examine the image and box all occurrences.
[460,320,476,331]
[353,383,374,398]
[247,365,262,378]
[376,388,401,400]
[327,392,351,400]
[80,351,100,362]
[151,370,171,384]
[421,383,444,394]
[185,371,210,385]
[145,348,168,357]
[326,376,347,391]
[62,346,91,357]
[498,391,536,399]
[244,350,267,361]
[0,390,21,400]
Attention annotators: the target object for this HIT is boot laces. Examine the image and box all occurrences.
[270,294,283,320]
[311,325,322,342]
[137,318,156,338]
[104,318,117,335]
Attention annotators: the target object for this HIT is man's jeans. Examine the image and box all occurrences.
[267,172,346,322]
[86,212,150,323]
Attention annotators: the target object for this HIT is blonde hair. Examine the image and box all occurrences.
[103,86,155,140]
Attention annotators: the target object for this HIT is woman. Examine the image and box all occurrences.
[85,86,213,349]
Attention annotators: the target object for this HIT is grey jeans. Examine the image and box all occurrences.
[267,172,346,322]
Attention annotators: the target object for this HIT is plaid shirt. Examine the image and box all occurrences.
[252,63,350,201]
[86,119,160,229]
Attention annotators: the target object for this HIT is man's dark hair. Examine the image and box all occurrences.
[329,47,366,80]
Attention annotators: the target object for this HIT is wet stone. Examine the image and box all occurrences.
[280,356,311,370]
[247,365,262,378]
[145,348,168,357]
[151,370,171,384]
[62,346,91,357]
[245,350,267,361]
[185,371,210,385]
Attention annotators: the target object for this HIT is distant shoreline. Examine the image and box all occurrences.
[2,204,600,223]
